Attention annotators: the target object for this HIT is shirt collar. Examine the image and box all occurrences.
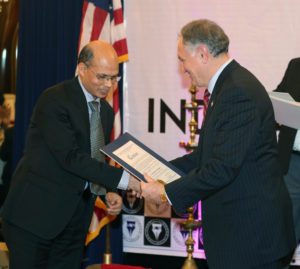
[207,58,233,95]
[77,76,100,103]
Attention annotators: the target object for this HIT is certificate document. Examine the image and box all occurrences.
[100,133,184,183]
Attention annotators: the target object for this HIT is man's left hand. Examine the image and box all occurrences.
[105,192,123,215]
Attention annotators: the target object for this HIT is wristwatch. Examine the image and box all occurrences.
[157,179,167,203]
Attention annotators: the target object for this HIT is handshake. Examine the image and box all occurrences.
[105,174,168,217]
[127,174,168,205]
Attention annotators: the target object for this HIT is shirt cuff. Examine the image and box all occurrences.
[117,170,130,190]
[165,188,172,205]
[293,130,300,151]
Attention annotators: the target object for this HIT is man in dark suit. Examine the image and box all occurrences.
[141,20,296,269]
[274,58,300,267]
[0,40,140,269]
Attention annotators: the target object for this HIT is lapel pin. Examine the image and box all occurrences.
[211,101,214,107]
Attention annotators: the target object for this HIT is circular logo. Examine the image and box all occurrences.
[145,200,170,216]
[171,221,189,247]
[122,191,144,214]
[122,215,142,242]
[198,226,204,249]
[144,218,170,246]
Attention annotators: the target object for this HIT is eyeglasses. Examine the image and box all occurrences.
[89,68,121,83]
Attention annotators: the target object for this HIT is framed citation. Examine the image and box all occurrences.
[100,133,184,183]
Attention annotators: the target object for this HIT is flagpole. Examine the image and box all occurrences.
[103,223,112,264]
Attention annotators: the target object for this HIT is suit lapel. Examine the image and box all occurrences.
[67,78,116,147]
[68,77,90,137]
[69,78,112,145]
[202,60,240,128]
[99,98,110,142]
[198,60,240,160]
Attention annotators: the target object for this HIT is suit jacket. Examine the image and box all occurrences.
[166,60,296,269]
[1,77,123,240]
[274,58,300,174]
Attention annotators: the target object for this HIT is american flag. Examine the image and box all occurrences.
[78,0,129,141]
[78,0,129,245]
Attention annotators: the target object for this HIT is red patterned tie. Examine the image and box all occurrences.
[203,88,210,119]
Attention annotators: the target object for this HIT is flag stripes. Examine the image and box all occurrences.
[78,0,129,245]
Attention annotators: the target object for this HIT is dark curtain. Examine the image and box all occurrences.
[13,0,84,167]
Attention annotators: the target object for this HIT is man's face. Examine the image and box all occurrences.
[79,56,119,99]
[177,37,204,87]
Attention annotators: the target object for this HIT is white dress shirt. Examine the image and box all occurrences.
[293,130,300,151]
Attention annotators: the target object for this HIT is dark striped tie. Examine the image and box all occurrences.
[89,100,106,195]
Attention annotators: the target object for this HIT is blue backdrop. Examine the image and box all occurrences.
[13,0,84,167]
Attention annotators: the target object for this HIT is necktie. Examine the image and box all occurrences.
[203,89,211,120]
[89,100,106,195]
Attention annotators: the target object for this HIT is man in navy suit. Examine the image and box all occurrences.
[141,20,296,269]
[1,40,140,269]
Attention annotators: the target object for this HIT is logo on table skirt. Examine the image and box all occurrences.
[122,215,142,242]
[171,220,197,247]
[198,226,204,250]
[122,190,144,215]
[144,218,170,246]
[145,199,171,217]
